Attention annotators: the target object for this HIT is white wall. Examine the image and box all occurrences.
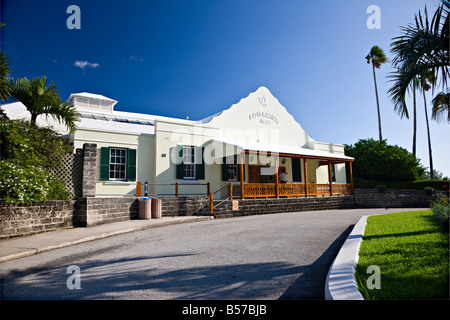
[72,128,155,196]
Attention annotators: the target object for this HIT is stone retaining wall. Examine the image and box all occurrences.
[351,188,437,208]
[74,197,138,227]
[0,200,75,239]
[212,188,440,218]
[160,196,209,216]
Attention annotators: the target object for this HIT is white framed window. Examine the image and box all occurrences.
[183,146,196,179]
[109,148,127,180]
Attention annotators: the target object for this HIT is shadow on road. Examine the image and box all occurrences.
[1,226,354,300]
[279,225,354,299]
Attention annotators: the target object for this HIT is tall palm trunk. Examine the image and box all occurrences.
[412,89,417,156]
[372,62,383,141]
[423,90,434,179]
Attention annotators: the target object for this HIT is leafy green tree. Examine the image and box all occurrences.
[366,45,388,141]
[344,138,425,182]
[9,75,79,132]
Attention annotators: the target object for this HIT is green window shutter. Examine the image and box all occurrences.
[100,147,110,181]
[292,158,301,182]
[222,157,229,181]
[176,145,184,179]
[196,147,205,180]
[127,148,137,181]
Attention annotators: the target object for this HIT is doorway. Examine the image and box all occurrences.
[248,165,285,183]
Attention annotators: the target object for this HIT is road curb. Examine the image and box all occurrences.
[325,215,367,300]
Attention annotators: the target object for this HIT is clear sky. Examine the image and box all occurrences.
[1,0,449,177]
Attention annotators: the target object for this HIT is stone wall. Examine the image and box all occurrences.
[211,188,440,218]
[351,188,438,208]
[74,197,138,227]
[160,196,210,217]
[0,200,75,239]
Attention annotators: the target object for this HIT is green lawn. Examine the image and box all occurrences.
[355,210,449,299]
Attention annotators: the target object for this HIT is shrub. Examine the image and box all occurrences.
[344,138,425,182]
[376,185,387,193]
[0,118,72,205]
[0,161,70,205]
[424,187,436,196]
[431,196,450,232]
[354,177,449,192]
[0,118,71,169]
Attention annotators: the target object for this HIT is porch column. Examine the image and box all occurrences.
[239,152,244,199]
[328,161,333,196]
[303,158,308,197]
[275,156,279,198]
[349,161,354,194]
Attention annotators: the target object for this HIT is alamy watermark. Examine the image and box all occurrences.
[366,265,381,290]
[66,5,81,30]
[66,265,81,290]
[367,5,381,30]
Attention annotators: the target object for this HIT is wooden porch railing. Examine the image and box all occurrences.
[243,182,352,199]
[136,182,210,197]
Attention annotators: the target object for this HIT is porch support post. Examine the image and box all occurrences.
[328,161,333,196]
[239,152,244,199]
[303,158,308,197]
[349,161,354,194]
[275,156,279,198]
[229,182,233,200]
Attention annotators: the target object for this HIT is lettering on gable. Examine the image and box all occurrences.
[248,111,280,125]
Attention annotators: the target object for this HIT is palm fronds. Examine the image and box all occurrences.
[389,1,449,115]
[9,75,79,132]
[432,89,450,122]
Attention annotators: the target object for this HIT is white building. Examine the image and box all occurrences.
[1,86,354,199]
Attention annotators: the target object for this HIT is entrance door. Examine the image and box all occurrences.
[248,165,285,183]
[248,165,259,183]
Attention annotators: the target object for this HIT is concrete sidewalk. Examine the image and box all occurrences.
[0,216,211,263]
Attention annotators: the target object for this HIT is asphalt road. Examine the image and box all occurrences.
[0,208,421,300]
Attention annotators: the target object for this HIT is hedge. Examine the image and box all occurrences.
[354,177,449,191]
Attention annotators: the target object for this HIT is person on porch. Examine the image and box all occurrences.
[279,169,287,184]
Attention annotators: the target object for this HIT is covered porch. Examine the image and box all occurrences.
[236,150,354,199]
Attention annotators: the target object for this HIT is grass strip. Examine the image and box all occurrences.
[355,210,449,299]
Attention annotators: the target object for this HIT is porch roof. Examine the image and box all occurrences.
[209,138,354,162]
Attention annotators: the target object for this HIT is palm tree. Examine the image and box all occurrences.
[410,77,418,156]
[9,75,79,132]
[366,45,388,141]
[0,23,12,101]
[418,70,436,179]
[389,1,449,117]
[431,89,450,122]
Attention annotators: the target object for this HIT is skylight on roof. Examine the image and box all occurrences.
[79,112,154,126]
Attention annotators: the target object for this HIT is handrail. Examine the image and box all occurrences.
[212,184,228,195]
[136,181,210,198]
[213,197,231,209]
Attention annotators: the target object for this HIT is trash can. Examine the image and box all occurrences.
[138,197,151,219]
[151,197,162,219]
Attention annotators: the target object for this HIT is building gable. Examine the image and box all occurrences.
[201,86,314,149]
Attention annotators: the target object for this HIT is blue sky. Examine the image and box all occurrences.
[1,0,449,177]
